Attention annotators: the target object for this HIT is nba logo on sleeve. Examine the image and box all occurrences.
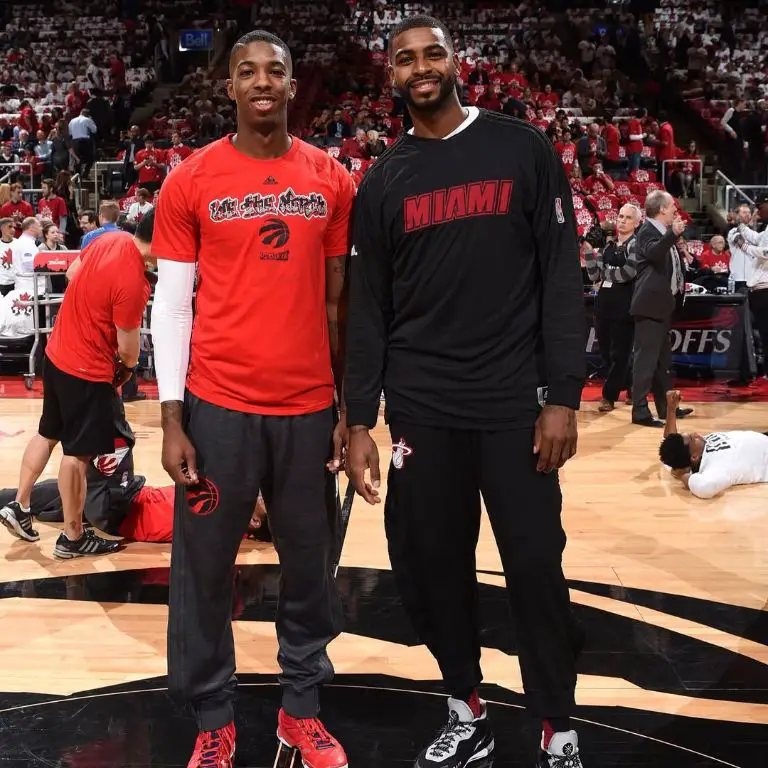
[555,197,565,224]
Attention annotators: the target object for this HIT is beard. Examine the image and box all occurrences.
[398,71,458,114]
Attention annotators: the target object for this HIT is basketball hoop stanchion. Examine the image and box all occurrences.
[272,477,355,768]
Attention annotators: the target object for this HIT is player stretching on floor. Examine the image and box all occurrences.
[345,15,586,768]
[151,31,354,768]
[659,390,768,498]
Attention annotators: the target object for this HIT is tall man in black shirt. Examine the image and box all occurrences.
[344,15,586,768]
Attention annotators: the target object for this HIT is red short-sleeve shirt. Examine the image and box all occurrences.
[151,135,356,415]
[46,232,151,382]
[38,195,68,222]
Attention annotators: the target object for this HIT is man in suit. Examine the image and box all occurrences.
[630,190,694,427]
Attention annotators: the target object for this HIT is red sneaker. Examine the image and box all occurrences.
[187,721,236,767]
[277,709,348,768]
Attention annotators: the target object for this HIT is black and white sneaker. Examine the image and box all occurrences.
[53,529,122,559]
[537,730,584,768]
[415,697,494,768]
[0,501,40,542]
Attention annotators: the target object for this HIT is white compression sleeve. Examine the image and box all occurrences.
[151,258,195,403]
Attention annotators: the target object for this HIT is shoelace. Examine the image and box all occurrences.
[199,729,226,766]
[428,714,473,758]
[298,718,335,750]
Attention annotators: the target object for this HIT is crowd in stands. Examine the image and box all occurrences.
[647,0,768,186]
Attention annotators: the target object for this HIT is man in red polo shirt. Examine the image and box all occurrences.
[165,130,193,173]
[151,30,354,768]
[134,135,165,194]
[0,214,154,559]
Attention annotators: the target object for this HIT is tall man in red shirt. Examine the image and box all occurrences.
[134,135,165,194]
[151,31,354,768]
[0,215,155,558]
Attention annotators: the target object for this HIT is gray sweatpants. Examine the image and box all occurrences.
[167,392,343,731]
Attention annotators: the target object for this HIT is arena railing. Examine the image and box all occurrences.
[661,158,704,208]
[713,170,761,212]
[0,162,34,186]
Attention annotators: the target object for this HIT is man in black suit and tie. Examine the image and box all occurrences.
[630,190,694,427]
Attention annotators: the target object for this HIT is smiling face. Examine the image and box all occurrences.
[389,26,460,115]
[227,41,296,129]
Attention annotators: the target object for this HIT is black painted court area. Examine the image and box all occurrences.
[0,676,761,767]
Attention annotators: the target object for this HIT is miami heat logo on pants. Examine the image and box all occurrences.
[391,438,413,470]
[186,477,220,516]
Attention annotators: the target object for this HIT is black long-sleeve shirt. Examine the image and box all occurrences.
[345,109,585,430]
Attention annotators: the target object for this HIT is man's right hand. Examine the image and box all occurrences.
[161,420,198,485]
[346,427,381,505]
[672,217,686,236]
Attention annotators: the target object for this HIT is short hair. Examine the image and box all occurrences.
[99,200,120,224]
[229,30,292,74]
[21,216,38,232]
[645,189,672,218]
[659,433,692,469]
[80,209,97,225]
[10,182,23,193]
[137,187,152,200]
[388,14,453,56]
[0,217,12,229]
[41,177,55,190]
[134,206,155,243]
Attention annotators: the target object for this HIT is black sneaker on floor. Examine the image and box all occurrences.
[53,529,122,559]
[537,730,584,768]
[0,501,40,542]
[414,697,494,768]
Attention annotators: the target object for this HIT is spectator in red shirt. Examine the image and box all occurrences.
[340,128,371,161]
[508,63,527,89]
[166,130,193,173]
[699,235,730,274]
[109,54,126,90]
[0,182,34,237]
[476,88,501,112]
[536,84,559,109]
[532,108,549,132]
[602,115,623,172]
[0,213,155,559]
[626,108,646,172]
[134,136,165,194]
[38,178,69,232]
[584,162,616,195]
[655,114,676,165]
[555,128,577,176]
[18,100,38,135]
[65,83,87,119]
[677,140,700,197]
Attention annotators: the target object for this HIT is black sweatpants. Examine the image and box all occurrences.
[385,423,582,718]
[595,301,634,404]
[167,393,343,731]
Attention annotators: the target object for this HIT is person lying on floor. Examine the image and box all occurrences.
[0,396,269,542]
[658,390,768,498]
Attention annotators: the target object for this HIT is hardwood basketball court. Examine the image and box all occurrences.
[0,395,766,767]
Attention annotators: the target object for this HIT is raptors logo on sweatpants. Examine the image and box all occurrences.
[186,477,220,516]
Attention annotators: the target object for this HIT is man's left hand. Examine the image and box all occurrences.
[534,405,578,473]
[327,410,348,472]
